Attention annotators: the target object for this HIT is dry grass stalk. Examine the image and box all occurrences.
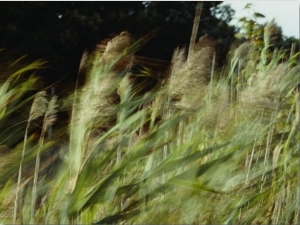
[14,91,48,224]
[188,2,203,61]
[30,95,58,223]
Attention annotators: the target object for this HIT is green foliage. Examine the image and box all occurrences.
[235,4,266,43]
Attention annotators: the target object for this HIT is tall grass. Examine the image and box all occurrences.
[0,24,299,224]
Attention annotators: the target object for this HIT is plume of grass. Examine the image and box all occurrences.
[30,95,58,223]
[167,35,216,112]
[13,90,48,224]
[261,20,282,66]
[239,62,300,120]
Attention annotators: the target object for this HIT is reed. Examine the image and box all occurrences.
[0,21,299,224]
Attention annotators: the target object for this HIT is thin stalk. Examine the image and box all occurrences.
[30,128,45,224]
[245,110,264,186]
[13,121,30,224]
[31,95,57,223]
[14,91,47,224]
[188,2,203,61]
[208,51,216,103]
[290,42,296,59]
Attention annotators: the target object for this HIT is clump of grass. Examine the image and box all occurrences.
[0,54,48,223]
[66,31,134,195]
[1,22,299,225]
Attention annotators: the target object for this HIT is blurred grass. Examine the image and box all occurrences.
[0,27,299,224]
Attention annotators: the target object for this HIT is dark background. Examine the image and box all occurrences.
[0,2,236,89]
[0,1,297,95]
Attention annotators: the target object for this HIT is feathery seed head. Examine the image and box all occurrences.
[101,31,134,72]
[29,91,48,122]
[264,20,282,47]
[167,35,216,111]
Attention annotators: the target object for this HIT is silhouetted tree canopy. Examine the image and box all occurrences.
[0,1,236,90]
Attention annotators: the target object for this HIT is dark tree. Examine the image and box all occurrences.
[0,1,236,93]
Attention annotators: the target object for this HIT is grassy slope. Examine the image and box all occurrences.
[0,27,299,224]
